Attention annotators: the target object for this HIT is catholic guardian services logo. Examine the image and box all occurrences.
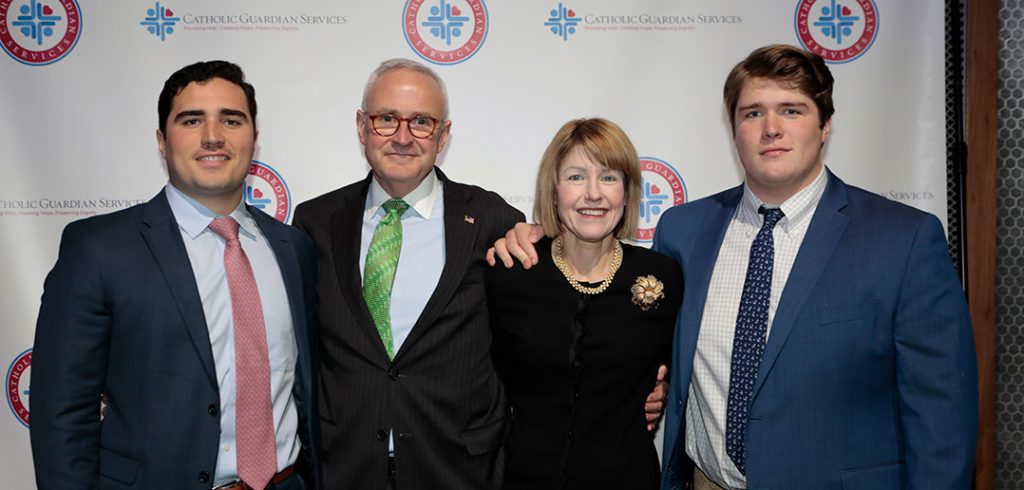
[140,2,179,41]
[635,157,686,243]
[138,4,347,37]
[403,0,488,65]
[795,0,878,64]
[246,161,292,223]
[548,6,740,37]
[6,348,31,428]
[0,0,82,65]
[545,3,580,41]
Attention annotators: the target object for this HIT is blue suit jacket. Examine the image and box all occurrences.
[656,171,977,489]
[30,191,323,490]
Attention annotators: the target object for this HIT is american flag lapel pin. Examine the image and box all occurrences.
[464,215,475,224]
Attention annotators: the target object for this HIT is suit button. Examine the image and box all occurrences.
[208,404,219,416]
[388,369,400,380]
[376,429,388,441]
[198,471,211,483]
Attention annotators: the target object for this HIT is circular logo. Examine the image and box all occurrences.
[6,348,31,428]
[246,161,292,224]
[794,0,878,64]
[0,0,82,66]
[403,0,488,65]
[635,157,687,243]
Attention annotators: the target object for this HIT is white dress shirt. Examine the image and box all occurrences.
[685,167,828,489]
[165,184,300,486]
[359,170,446,452]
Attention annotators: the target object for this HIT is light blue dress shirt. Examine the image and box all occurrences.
[165,184,300,486]
[359,170,446,355]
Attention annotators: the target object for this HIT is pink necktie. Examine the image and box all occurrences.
[208,217,277,490]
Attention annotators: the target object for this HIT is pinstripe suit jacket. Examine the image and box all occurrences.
[293,168,524,489]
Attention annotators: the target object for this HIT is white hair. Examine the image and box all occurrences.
[361,58,449,120]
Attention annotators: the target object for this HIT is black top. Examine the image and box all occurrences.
[486,237,683,490]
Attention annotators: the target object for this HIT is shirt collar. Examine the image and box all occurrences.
[164,183,257,239]
[738,165,828,233]
[366,168,441,220]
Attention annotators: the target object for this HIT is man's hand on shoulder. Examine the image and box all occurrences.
[485,222,545,269]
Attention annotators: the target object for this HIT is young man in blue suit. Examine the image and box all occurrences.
[30,61,322,490]
[491,45,978,489]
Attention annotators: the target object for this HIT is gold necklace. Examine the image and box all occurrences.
[552,235,623,295]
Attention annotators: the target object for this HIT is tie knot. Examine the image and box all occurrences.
[758,206,785,230]
[382,198,410,217]
[208,217,240,242]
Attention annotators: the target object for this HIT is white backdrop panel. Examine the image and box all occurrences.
[0,1,942,487]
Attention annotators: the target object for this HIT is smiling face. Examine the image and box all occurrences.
[733,77,831,205]
[555,147,626,245]
[358,68,451,198]
[156,77,256,215]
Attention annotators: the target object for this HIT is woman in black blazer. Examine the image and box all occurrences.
[486,118,682,489]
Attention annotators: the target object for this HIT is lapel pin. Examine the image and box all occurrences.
[464,215,475,224]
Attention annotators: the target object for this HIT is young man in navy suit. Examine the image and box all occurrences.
[31,61,322,490]
[492,44,977,489]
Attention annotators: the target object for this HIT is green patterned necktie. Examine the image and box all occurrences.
[363,198,410,360]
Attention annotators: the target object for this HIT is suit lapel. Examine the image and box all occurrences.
[140,192,218,389]
[680,187,742,376]
[396,173,479,360]
[251,208,310,390]
[752,171,850,398]
[331,176,392,361]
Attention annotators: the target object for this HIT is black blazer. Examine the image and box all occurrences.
[486,237,681,490]
[30,191,322,489]
[293,168,524,489]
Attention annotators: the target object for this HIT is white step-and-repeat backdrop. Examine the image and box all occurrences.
[1,1,942,486]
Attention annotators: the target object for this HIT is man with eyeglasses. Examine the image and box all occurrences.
[292,59,525,489]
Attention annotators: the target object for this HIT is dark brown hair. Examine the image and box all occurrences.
[158,60,256,135]
[723,44,834,130]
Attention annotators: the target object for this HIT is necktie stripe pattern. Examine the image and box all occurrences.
[725,206,784,476]
[363,199,410,360]
[208,217,278,490]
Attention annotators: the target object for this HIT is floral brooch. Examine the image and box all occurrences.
[631,275,665,311]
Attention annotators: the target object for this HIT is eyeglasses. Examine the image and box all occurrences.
[365,113,441,139]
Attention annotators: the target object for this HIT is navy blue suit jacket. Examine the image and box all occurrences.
[30,191,323,490]
[656,171,977,489]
